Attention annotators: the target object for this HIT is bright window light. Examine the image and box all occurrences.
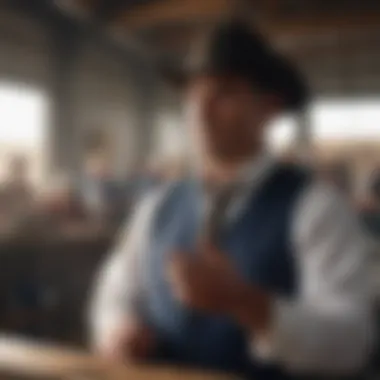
[0,82,49,183]
[267,98,380,151]
[155,115,184,158]
[311,98,380,141]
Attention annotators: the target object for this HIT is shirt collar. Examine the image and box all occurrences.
[234,153,275,190]
[201,152,275,197]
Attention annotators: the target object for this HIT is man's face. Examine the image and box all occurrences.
[185,75,275,162]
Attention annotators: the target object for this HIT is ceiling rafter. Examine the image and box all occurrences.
[116,0,233,32]
[263,12,380,38]
[93,0,156,23]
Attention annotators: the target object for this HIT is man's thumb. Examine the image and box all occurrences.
[200,239,222,261]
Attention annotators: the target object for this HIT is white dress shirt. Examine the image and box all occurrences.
[89,157,375,375]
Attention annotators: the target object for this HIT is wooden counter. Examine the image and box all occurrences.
[0,336,237,380]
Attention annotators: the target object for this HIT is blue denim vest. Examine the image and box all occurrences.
[142,165,310,379]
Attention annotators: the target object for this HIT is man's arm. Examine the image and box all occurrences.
[252,181,375,374]
[88,187,165,353]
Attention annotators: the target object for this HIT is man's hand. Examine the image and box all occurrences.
[99,318,156,363]
[167,241,272,332]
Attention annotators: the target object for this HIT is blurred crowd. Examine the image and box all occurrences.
[0,152,380,242]
[0,152,187,342]
[0,153,188,240]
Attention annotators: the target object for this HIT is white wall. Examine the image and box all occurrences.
[151,82,184,162]
[0,8,52,185]
[70,39,146,179]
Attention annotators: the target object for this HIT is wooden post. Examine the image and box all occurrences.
[296,107,313,164]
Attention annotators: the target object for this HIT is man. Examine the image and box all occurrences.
[89,20,374,379]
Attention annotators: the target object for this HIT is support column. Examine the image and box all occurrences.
[295,107,313,164]
[130,62,159,169]
[48,20,83,180]
[2,0,84,180]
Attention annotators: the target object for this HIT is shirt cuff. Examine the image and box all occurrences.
[91,310,127,350]
[248,298,293,364]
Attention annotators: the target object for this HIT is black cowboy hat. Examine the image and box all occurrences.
[160,19,309,112]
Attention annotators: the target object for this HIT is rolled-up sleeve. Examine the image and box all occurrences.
[253,181,376,374]
[88,188,165,350]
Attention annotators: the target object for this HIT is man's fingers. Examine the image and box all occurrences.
[100,321,155,363]
[166,252,195,303]
[167,256,180,284]
[167,251,191,283]
[199,239,226,263]
[200,238,213,252]
[168,250,189,269]
[199,238,215,255]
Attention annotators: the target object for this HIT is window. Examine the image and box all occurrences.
[154,114,185,159]
[266,98,380,153]
[0,82,49,184]
[311,98,380,141]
